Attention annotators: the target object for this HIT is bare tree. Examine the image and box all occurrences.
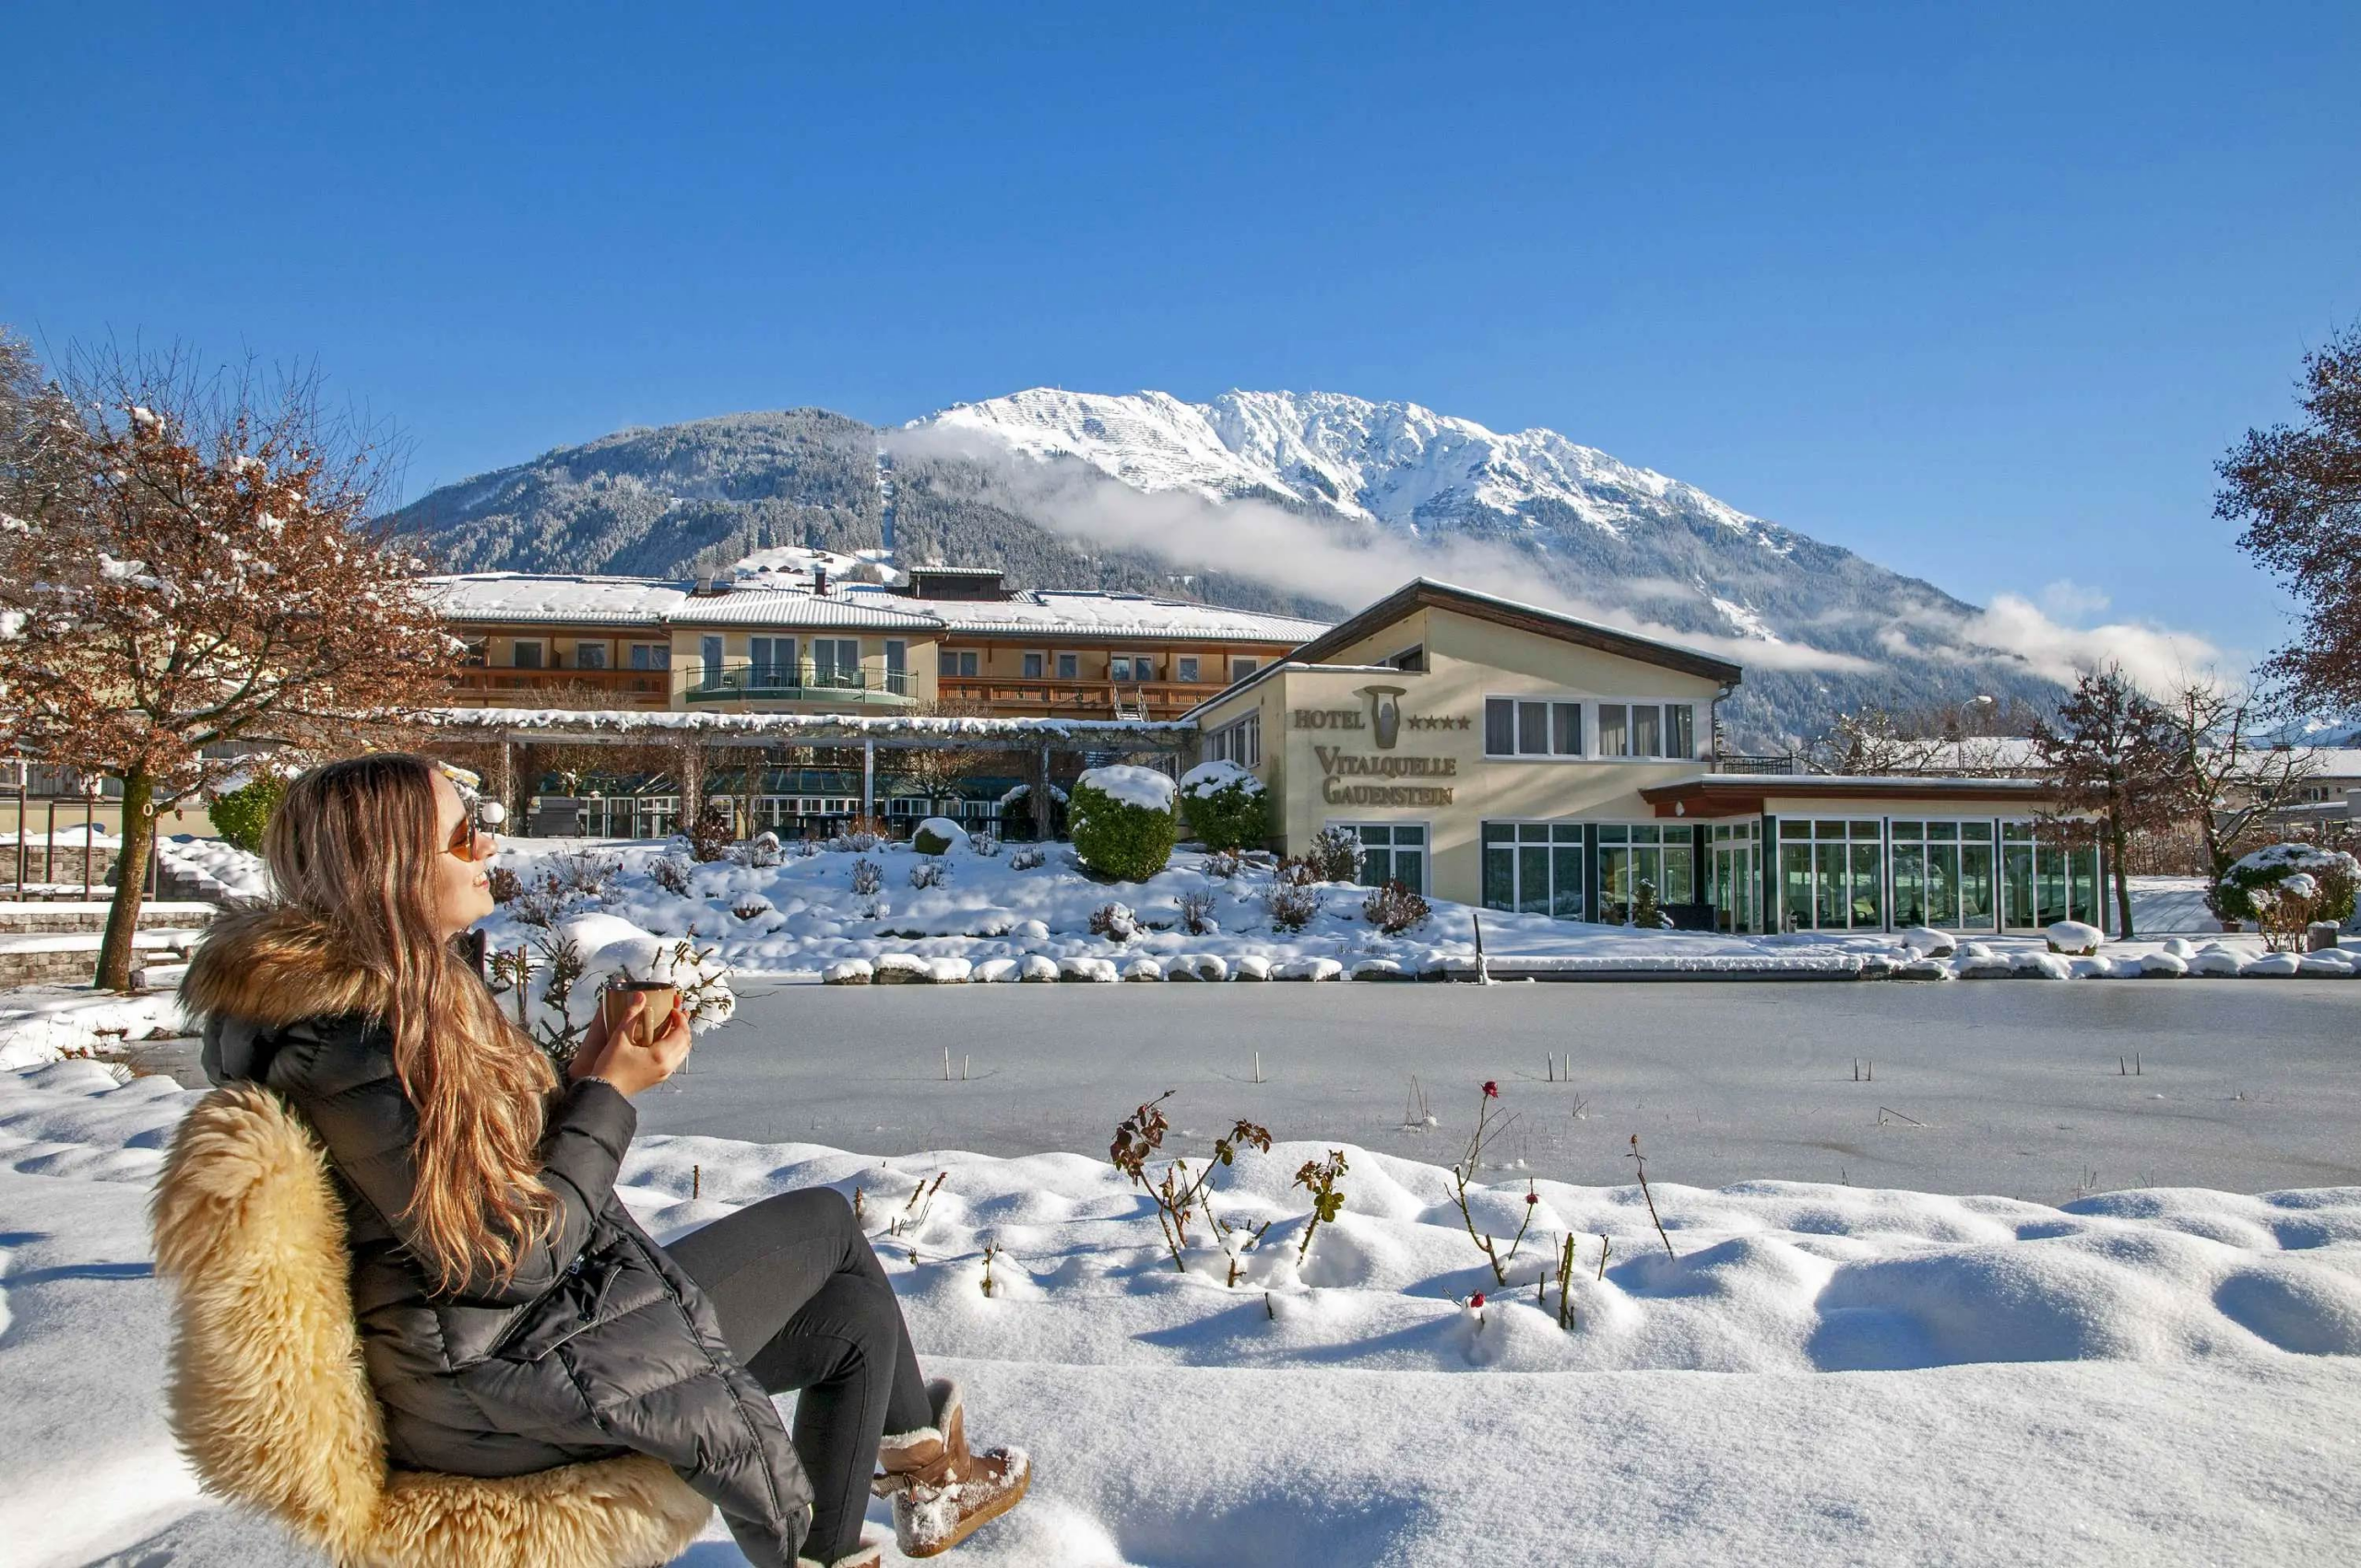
[2217,321,2361,719]
[2031,665,2183,938]
[2161,679,2322,916]
[0,339,456,989]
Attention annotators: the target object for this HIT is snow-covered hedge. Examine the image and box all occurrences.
[1177,758,1270,852]
[2217,844,2358,929]
[911,816,967,856]
[1069,766,1178,882]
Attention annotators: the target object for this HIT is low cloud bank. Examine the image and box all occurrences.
[891,429,2220,694]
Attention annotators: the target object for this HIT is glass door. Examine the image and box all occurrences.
[1334,823,1428,892]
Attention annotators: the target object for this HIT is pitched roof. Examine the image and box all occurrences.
[1284,579,1745,684]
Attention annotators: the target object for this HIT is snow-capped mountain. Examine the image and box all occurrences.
[920,386,1761,541]
[385,389,2070,744]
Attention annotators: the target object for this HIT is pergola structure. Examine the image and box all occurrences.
[420,706,1198,837]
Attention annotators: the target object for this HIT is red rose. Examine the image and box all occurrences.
[1525,1191,1539,1205]
[1482,1080,1499,1099]
[1469,1292,1486,1310]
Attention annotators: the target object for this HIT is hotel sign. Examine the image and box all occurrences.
[1291,684,1466,805]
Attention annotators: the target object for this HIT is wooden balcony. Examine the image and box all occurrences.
[937,676,1223,720]
[452,667,672,708]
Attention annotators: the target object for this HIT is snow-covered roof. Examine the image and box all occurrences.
[427,570,1324,645]
[665,590,939,630]
[425,574,690,626]
[910,589,1328,643]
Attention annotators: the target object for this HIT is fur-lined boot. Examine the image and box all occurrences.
[798,1537,884,1568]
[871,1380,1030,1557]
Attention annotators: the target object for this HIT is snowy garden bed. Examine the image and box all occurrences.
[469,834,2356,987]
[4,1058,2358,1566]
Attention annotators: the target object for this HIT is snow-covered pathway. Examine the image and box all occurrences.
[6,1062,2359,1567]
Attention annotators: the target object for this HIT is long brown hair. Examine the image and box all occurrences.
[266,753,556,1289]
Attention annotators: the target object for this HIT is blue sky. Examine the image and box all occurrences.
[6,2,2355,670]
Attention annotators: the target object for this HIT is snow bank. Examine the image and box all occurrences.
[6,1062,2361,1565]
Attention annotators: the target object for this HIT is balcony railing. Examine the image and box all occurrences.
[1712,753,1803,775]
[687,664,916,704]
[937,676,1219,719]
[453,667,671,707]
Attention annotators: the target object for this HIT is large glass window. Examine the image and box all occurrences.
[1892,820,1998,932]
[1335,823,1427,892]
[1998,821,2102,930]
[574,642,608,670]
[1481,822,1584,919]
[1598,824,1692,921]
[1778,819,1886,932]
[699,636,723,688]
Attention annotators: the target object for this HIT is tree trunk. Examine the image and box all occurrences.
[95,769,155,992]
[2109,812,2134,941]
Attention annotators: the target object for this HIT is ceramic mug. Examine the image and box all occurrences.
[599,980,680,1047]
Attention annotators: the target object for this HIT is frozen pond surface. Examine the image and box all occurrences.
[645,980,2361,1200]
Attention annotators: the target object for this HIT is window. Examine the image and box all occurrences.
[1111,656,1133,682]
[936,648,979,679]
[1384,645,1425,672]
[1596,701,1698,759]
[1776,820,1886,932]
[1597,823,1694,921]
[511,640,544,671]
[1056,652,1080,680]
[628,643,670,671]
[749,636,795,688]
[1485,697,1585,758]
[884,640,908,694]
[1022,651,1045,679]
[573,642,608,671]
[700,636,723,687]
[1231,657,1258,681]
[813,638,860,688]
[1332,823,1427,891]
[1177,656,1200,683]
[461,638,487,667]
[1482,822,1585,919]
[1208,711,1262,768]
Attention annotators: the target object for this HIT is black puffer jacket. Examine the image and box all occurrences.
[184,907,811,1568]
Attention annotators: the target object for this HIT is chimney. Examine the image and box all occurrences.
[812,564,828,597]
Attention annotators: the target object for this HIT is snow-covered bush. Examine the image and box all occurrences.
[1178,758,1270,852]
[1362,879,1430,934]
[647,854,693,896]
[486,864,523,904]
[912,816,967,856]
[1629,878,1668,930]
[2217,844,2358,947]
[1070,766,1178,883]
[849,857,884,897]
[1176,887,1218,935]
[1089,902,1140,942]
[737,830,784,869]
[1009,845,1047,872]
[829,819,889,853]
[1305,826,1365,884]
[1263,877,1320,932]
[909,859,947,890]
[969,827,999,859]
[206,771,285,853]
[509,850,621,929]
[1202,849,1243,880]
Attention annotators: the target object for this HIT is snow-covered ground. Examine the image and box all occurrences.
[474,836,2355,986]
[6,1059,2357,1566]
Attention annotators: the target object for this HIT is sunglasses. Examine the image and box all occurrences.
[446,802,504,862]
[434,762,509,862]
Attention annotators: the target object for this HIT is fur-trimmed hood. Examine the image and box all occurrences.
[182,905,393,1086]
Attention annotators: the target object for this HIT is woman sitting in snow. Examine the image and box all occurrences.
[181,753,1027,1567]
